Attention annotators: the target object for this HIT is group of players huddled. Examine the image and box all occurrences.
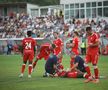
[19,26,100,83]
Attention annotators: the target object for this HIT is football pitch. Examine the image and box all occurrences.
[0,54,108,90]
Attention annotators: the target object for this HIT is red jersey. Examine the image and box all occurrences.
[22,37,36,53]
[40,43,51,55]
[37,43,51,60]
[71,37,80,55]
[86,33,99,54]
[53,38,63,55]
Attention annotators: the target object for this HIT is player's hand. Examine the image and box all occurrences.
[54,73,58,77]
[59,69,63,73]
[88,43,93,47]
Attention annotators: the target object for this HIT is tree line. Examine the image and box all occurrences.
[0,0,60,6]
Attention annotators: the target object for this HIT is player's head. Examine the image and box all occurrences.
[73,31,79,37]
[86,26,92,36]
[50,44,56,53]
[50,44,56,50]
[53,31,59,39]
[27,31,32,37]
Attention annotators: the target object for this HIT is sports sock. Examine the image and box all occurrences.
[28,64,32,75]
[21,64,26,74]
[94,68,99,79]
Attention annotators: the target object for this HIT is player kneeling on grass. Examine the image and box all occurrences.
[32,43,56,71]
[57,52,106,81]
[43,53,63,77]
[56,52,88,78]
[19,31,36,78]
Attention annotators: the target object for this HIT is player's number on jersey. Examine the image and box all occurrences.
[25,42,31,49]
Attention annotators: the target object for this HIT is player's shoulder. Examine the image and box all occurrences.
[42,42,50,46]
[22,37,27,41]
[75,55,83,61]
[92,32,99,38]
[58,38,63,42]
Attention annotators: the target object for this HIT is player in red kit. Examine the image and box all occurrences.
[19,31,36,78]
[66,31,80,68]
[32,43,56,71]
[53,32,63,63]
[84,26,100,83]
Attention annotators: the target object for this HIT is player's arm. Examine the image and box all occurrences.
[34,46,37,56]
[70,63,84,74]
[18,45,23,54]
[74,68,84,74]
[53,64,58,70]
[70,63,78,71]
[89,40,99,47]
[53,64,62,73]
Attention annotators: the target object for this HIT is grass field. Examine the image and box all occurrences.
[0,54,108,90]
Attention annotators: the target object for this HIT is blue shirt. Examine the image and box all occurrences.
[45,55,58,70]
[74,56,86,72]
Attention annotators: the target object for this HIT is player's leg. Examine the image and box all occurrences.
[28,61,32,78]
[84,55,93,83]
[28,53,34,78]
[32,54,42,70]
[43,68,55,77]
[32,58,39,70]
[19,59,27,78]
[92,54,99,83]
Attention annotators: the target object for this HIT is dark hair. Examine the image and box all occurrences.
[27,31,32,37]
[53,31,59,35]
[86,26,92,31]
[74,31,79,36]
[51,44,56,49]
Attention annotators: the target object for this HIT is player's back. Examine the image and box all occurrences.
[22,37,36,52]
[45,55,58,70]
[40,43,50,52]
[75,56,85,72]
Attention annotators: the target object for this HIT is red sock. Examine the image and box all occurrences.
[21,64,26,74]
[94,68,99,79]
[85,66,91,77]
[28,65,32,75]
[33,61,37,69]
[84,73,89,79]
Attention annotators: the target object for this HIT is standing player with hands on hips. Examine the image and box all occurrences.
[19,31,36,78]
[84,26,100,83]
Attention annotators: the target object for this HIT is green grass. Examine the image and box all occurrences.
[0,54,108,90]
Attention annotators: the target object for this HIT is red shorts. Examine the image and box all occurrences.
[23,51,34,62]
[85,52,99,65]
[36,53,49,60]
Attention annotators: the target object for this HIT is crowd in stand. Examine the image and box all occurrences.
[0,12,108,55]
